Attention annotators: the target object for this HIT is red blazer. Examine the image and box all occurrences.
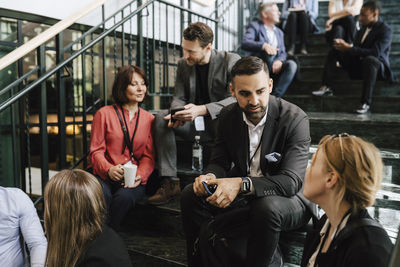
[89,105,155,184]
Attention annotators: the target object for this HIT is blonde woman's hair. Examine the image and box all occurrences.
[317,134,383,212]
[44,169,106,267]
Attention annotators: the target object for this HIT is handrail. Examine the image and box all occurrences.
[0,0,218,113]
[0,0,151,113]
[0,0,105,71]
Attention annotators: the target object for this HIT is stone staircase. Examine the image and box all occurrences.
[118,0,400,266]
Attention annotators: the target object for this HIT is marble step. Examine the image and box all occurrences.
[286,80,400,96]
[299,65,400,81]
[296,52,400,67]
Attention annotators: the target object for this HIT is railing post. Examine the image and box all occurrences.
[81,38,88,168]
[37,44,49,191]
[180,0,185,57]
[56,33,66,170]
[238,0,244,46]
[137,0,144,69]
[17,19,25,190]
[102,5,107,105]
[214,0,219,50]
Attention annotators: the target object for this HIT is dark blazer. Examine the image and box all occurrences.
[205,96,310,199]
[171,49,240,120]
[241,21,287,64]
[350,18,393,81]
[76,225,132,267]
[301,209,393,267]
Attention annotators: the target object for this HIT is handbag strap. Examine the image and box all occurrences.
[113,105,140,163]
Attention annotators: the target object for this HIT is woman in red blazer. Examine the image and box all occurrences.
[89,65,155,232]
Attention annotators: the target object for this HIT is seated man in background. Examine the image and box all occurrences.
[241,2,297,98]
[312,0,393,114]
[0,186,47,267]
[181,56,314,267]
[149,22,240,205]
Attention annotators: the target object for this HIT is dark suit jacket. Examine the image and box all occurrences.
[350,18,393,81]
[301,209,393,267]
[241,21,287,64]
[76,225,132,267]
[171,49,240,120]
[205,96,310,199]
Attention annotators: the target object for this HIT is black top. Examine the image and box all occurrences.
[195,63,210,105]
[76,225,132,267]
[301,209,393,267]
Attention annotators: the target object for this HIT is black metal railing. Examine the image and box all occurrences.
[0,0,246,195]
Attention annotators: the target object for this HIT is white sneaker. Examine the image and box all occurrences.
[356,103,370,114]
[312,86,333,96]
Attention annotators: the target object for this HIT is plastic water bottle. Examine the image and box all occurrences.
[192,135,203,171]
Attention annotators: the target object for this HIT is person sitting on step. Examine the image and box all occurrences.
[0,186,47,267]
[181,56,316,267]
[242,2,297,98]
[281,0,319,55]
[301,134,393,267]
[325,0,363,47]
[89,65,155,232]
[148,22,240,205]
[312,0,394,114]
[44,169,132,267]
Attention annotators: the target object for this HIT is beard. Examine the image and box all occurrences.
[186,53,206,66]
[241,103,267,121]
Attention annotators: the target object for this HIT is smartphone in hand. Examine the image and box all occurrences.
[202,181,217,196]
[170,107,185,123]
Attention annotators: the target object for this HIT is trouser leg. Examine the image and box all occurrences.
[273,59,297,97]
[96,177,113,224]
[361,56,381,105]
[322,49,341,87]
[109,184,146,231]
[181,184,218,267]
[245,195,310,267]
[153,110,192,177]
[297,11,309,47]
[286,12,298,48]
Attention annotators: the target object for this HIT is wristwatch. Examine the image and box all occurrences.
[241,177,251,194]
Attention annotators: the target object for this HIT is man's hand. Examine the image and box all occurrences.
[164,114,186,128]
[108,164,124,181]
[272,60,283,74]
[206,178,242,208]
[263,43,279,56]
[193,174,216,196]
[333,38,352,52]
[172,103,208,122]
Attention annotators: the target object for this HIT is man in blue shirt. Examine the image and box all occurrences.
[0,186,47,267]
[242,2,297,98]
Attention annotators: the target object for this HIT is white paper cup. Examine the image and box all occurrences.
[123,164,137,186]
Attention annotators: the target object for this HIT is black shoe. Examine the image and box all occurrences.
[356,103,370,114]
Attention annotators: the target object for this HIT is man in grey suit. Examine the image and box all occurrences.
[148,22,240,205]
[181,56,313,266]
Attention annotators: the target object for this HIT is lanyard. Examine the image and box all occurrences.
[113,105,140,162]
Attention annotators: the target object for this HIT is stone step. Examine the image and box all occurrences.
[299,65,400,81]
[287,80,400,96]
[296,52,400,67]
[306,111,400,149]
[285,94,400,113]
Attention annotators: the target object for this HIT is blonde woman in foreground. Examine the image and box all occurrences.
[301,134,393,267]
[44,169,132,267]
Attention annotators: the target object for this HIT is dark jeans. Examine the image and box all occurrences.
[97,177,146,232]
[285,11,310,48]
[264,56,297,97]
[326,15,358,45]
[322,49,382,105]
[153,110,217,177]
[180,184,310,267]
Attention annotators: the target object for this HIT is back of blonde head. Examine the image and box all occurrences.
[44,169,106,267]
[318,134,383,211]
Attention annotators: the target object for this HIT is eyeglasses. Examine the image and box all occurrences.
[331,133,354,161]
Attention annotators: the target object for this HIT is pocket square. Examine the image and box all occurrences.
[265,152,281,163]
